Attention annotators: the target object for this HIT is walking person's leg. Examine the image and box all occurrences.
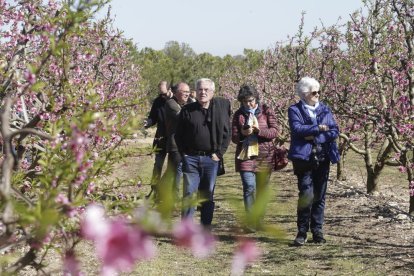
[240,171,256,211]
[198,156,219,226]
[253,170,271,227]
[292,162,314,246]
[181,155,201,220]
[310,161,330,243]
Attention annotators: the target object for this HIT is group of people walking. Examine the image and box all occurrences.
[144,76,340,246]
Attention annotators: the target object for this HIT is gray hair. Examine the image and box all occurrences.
[295,77,320,99]
[195,78,215,92]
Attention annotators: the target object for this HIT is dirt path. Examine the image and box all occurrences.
[75,138,414,275]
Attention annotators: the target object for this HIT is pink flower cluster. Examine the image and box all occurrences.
[172,218,216,258]
[63,250,83,276]
[81,205,156,275]
[68,126,89,165]
[231,239,261,276]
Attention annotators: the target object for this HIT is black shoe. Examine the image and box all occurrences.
[312,232,326,244]
[293,232,307,246]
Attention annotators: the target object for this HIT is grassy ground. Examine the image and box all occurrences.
[75,136,413,276]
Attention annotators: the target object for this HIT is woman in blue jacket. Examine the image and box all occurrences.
[288,77,340,246]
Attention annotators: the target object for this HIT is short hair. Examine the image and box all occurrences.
[295,77,320,99]
[173,82,189,94]
[170,83,178,94]
[195,78,215,91]
[158,80,168,88]
[237,85,259,102]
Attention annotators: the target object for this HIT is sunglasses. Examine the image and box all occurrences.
[311,91,320,96]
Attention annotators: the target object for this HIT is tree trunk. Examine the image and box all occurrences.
[409,196,414,216]
[364,137,391,194]
[336,138,347,181]
[366,168,380,193]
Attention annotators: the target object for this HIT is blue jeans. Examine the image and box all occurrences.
[240,171,271,212]
[181,154,219,226]
[293,160,330,234]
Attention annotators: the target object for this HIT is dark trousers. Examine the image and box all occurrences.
[151,149,167,186]
[159,151,182,199]
[293,160,330,234]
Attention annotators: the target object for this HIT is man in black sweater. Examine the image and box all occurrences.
[176,78,231,227]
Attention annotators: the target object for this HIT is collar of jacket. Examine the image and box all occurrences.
[240,104,262,116]
[298,100,326,117]
[171,96,189,107]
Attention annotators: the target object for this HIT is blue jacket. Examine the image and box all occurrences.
[288,101,340,164]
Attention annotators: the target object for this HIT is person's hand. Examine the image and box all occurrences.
[252,125,260,134]
[304,135,314,141]
[211,153,220,161]
[319,124,329,131]
[241,127,253,136]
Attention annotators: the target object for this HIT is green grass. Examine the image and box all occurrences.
[72,139,412,276]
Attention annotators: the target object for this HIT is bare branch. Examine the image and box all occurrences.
[339,133,367,155]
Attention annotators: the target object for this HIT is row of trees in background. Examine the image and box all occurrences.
[219,0,414,213]
[130,40,264,97]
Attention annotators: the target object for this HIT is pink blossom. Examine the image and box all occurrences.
[86,182,96,195]
[23,70,36,84]
[81,205,156,275]
[63,250,83,276]
[98,219,156,275]
[231,239,261,276]
[40,112,50,120]
[172,218,216,258]
[55,193,70,205]
[398,166,407,173]
[69,127,88,165]
[81,204,108,240]
[20,159,30,170]
[409,181,414,197]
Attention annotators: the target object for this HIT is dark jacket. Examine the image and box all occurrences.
[232,104,279,172]
[176,97,231,158]
[164,97,191,152]
[288,100,340,163]
[146,95,167,149]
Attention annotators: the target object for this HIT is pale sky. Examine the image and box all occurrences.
[98,0,364,56]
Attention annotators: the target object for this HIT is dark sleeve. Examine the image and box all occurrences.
[314,108,339,144]
[146,98,160,128]
[175,108,185,153]
[231,110,241,144]
[218,99,231,157]
[288,105,319,138]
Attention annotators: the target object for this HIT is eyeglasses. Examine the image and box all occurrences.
[197,88,212,92]
[311,91,320,96]
[178,90,190,94]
